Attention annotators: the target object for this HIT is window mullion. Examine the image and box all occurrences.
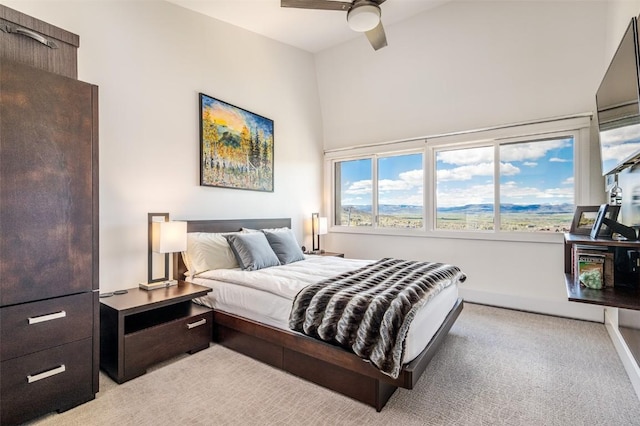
[425,145,432,232]
[372,155,378,228]
[494,142,501,232]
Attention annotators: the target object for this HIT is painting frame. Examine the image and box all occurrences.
[584,204,621,239]
[570,205,602,235]
[199,93,274,192]
[571,205,621,237]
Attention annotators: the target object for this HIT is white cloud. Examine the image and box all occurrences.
[437,180,573,208]
[549,157,569,163]
[601,141,640,162]
[344,180,371,195]
[344,169,424,204]
[437,162,519,181]
[500,181,573,201]
[436,183,494,207]
[437,147,492,166]
[398,169,423,187]
[501,139,571,162]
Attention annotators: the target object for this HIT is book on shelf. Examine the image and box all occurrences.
[576,252,605,289]
[572,244,614,288]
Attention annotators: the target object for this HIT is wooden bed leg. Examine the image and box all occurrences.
[375,380,398,412]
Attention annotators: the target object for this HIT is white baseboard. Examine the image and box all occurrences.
[460,288,604,322]
[605,308,640,401]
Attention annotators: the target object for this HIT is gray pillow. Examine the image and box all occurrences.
[225,232,281,271]
[263,228,304,265]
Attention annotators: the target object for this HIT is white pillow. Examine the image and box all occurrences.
[185,232,240,275]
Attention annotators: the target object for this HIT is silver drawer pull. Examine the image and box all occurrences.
[28,310,66,325]
[0,24,59,49]
[187,318,207,329]
[27,365,66,383]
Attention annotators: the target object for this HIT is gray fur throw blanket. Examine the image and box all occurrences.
[289,258,466,379]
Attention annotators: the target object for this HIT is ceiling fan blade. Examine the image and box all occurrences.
[281,0,352,11]
[365,21,387,50]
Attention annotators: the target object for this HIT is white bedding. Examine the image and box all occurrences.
[189,255,459,364]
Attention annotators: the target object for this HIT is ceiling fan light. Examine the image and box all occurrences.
[347,4,380,32]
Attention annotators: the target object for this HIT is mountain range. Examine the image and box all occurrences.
[343,203,574,215]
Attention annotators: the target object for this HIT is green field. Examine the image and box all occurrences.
[438,212,573,232]
[339,210,573,232]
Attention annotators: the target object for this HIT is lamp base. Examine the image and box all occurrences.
[139,279,178,291]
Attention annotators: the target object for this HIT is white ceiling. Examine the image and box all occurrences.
[166,0,448,53]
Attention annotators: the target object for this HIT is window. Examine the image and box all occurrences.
[434,135,575,233]
[499,137,574,232]
[335,158,373,227]
[334,152,424,229]
[435,146,494,231]
[377,153,423,228]
[327,115,589,240]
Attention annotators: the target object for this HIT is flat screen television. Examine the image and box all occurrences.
[596,16,640,176]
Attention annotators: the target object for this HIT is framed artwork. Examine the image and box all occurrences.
[589,204,621,239]
[199,93,274,192]
[570,205,602,235]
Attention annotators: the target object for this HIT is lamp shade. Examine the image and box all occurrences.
[318,217,328,235]
[347,4,380,32]
[152,221,187,253]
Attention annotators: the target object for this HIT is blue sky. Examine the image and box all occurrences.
[338,138,574,208]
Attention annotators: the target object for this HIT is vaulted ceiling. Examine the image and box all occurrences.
[166,0,448,52]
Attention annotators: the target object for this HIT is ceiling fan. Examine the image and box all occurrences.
[281,0,388,51]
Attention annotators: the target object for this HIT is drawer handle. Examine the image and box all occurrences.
[27,364,66,384]
[28,310,67,325]
[187,318,207,329]
[0,24,59,49]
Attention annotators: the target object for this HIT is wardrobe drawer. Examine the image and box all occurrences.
[0,292,94,361]
[1,338,94,425]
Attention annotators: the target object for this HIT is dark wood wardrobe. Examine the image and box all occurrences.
[0,5,99,425]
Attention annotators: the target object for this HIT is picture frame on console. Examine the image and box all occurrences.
[570,205,602,235]
[590,204,624,239]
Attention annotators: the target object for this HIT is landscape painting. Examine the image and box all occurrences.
[199,93,274,192]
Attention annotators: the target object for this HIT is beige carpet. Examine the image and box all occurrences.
[28,303,640,425]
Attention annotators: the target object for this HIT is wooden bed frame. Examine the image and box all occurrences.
[173,218,463,411]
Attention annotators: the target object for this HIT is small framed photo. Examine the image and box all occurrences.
[570,205,602,235]
[590,204,621,239]
[598,205,621,238]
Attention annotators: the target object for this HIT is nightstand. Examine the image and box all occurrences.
[99,281,212,383]
[306,251,344,258]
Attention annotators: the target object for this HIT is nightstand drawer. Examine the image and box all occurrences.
[1,292,94,361]
[1,338,94,425]
[123,305,212,381]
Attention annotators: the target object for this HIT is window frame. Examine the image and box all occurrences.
[325,115,592,243]
[332,147,426,230]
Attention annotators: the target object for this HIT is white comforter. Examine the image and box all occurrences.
[189,254,459,363]
[194,255,373,300]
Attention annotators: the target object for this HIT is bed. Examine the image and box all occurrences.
[173,218,464,411]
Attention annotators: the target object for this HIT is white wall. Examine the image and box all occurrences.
[314,1,620,321]
[3,0,324,292]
